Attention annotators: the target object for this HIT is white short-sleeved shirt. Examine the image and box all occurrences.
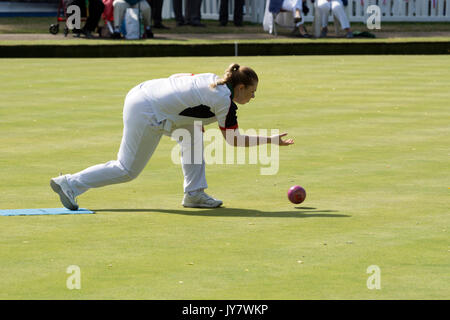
[138,73,238,130]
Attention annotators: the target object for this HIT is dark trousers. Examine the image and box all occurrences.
[149,0,164,26]
[185,0,203,24]
[173,0,184,23]
[219,0,244,26]
[65,0,105,32]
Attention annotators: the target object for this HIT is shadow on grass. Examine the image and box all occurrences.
[93,207,350,219]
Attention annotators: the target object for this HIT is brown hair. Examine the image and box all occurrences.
[210,63,258,89]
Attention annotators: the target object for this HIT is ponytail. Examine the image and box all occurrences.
[210,63,258,89]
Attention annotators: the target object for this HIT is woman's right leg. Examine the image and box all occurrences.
[64,88,163,198]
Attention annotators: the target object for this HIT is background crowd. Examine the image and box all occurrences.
[66,0,352,39]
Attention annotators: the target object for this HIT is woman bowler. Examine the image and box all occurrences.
[50,63,294,209]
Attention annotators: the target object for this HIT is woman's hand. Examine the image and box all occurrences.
[271,133,294,146]
[221,129,294,147]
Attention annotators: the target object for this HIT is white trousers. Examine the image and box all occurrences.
[66,85,207,197]
[113,0,152,28]
[317,0,350,30]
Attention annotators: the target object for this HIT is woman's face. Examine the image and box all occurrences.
[233,82,258,105]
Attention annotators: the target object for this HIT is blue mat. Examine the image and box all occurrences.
[0,208,95,216]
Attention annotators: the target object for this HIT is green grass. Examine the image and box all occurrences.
[0,56,449,299]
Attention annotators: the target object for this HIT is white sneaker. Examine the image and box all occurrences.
[50,174,79,210]
[182,191,223,208]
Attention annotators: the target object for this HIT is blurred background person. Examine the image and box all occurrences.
[173,0,185,26]
[112,0,154,38]
[148,0,170,29]
[316,0,353,38]
[219,0,244,27]
[185,0,205,27]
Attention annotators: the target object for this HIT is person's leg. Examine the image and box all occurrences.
[135,0,152,28]
[173,0,185,25]
[331,0,350,31]
[177,124,222,207]
[294,12,309,36]
[233,0,244,26]
[294,0,311,36]
[190,0,204,26]
[177,124,207,194]
[282,0,308,37]
[134,0,154,37]
[219,0,229,26]
[149,0,163,27]
[84,0,105,32]
[198,0,204,22]
[66,88,163,197]
[316,0,331,28]
[113,0,129,30]
[185,0,192,24]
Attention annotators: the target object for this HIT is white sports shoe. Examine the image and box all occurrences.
[50,174,79,210]
[182,191,223,208]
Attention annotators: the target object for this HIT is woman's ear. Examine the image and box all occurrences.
[233,84,242,95]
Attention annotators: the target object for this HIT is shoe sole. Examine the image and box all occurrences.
[182,202,223,208]
[50,179,79,211]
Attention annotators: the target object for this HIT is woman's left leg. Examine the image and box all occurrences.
[176,123,222,208]
[178,123,207,193]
